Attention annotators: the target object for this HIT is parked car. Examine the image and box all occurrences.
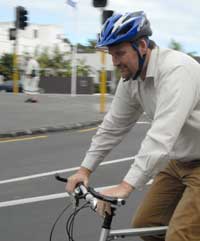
[0,80,23,92]
[0,80,44,93]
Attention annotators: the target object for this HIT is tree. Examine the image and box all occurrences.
[36,45,92,77]
[77,59,92,77]
[168,39,197,57]
[0,53,13,81]
[77,39,97,53]
[168,39,184,51]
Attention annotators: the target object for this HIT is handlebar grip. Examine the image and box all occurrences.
[55,174,68,183]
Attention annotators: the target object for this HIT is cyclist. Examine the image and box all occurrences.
[66,11,200,241]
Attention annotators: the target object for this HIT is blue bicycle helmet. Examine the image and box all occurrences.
[97,11,152,48]
[97,11,152,80]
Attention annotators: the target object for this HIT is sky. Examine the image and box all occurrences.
[1,0,200,55]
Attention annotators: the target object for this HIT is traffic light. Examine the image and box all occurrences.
[93,0,107,8]
[16,6,28,30]
[9,28,16,40]
[102,10,113,24]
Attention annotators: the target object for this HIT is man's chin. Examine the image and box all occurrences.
[121,73,132,80]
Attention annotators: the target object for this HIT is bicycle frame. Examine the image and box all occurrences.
[99,226,168,241]
[98,207,168,241]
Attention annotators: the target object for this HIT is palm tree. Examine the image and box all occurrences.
[168,39,197,56]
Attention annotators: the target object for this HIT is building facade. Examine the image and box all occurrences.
[0,22,71,56]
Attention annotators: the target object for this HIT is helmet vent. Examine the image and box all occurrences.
[117,22,132,36]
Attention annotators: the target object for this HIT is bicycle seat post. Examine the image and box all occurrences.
[98,207,116,241]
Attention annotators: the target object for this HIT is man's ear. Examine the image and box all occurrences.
[138,38,148,56]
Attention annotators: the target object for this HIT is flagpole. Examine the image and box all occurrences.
[66,0,78,95]
[71,7,77,96]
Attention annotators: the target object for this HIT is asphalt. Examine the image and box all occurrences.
[0,93,113,138]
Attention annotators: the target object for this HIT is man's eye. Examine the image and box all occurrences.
[117,51,125,57]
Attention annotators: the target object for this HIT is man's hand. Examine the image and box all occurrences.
[65,167,91,193]
[96,181,134,217]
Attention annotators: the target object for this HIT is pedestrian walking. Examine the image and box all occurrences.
[24,55,40,103]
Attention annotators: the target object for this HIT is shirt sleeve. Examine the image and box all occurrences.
[124,66,199,189]
[81,79,143,171]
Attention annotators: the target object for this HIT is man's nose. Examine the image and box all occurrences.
[112,56,120,66]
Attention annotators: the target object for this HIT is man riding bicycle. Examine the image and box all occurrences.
[66,11,200,241]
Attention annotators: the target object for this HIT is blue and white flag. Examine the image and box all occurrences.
[67,0,77,8]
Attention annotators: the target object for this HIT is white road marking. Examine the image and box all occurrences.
[0,120,152,208]
[137,121,150,124]
[0,182,154,208]
[0,156,134,184]
[0,185,116,208]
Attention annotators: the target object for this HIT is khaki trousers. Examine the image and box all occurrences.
[132,160,200,241]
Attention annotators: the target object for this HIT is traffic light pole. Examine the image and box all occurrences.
[13,25,19,94]
[13,6,28,94]
[99,8,107,113]
[92,1,111,113]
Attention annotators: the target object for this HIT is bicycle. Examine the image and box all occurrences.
[50,174,167,241]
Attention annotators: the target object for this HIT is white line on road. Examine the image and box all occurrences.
[0,120,150,185]
[0,156,134,184]
[0,182,154,208]
[137,121,150,124]
[0,185,115,208]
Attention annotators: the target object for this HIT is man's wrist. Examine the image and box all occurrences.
[121,181,135,194]
[78,166,92,177]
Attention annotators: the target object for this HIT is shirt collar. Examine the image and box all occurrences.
[145,46,160,78]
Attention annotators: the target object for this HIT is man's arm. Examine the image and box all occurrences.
[66,79,143,193]
[81,79,143,172]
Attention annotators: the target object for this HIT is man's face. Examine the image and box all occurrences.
[108,42,139,80]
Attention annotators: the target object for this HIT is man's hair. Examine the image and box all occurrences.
[148,39,157,49]
[134,37,156,50]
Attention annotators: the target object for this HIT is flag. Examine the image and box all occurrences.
[67,0,77,8]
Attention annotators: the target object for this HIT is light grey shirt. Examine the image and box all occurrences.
[81,47,200,189]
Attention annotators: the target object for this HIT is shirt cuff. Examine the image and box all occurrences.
[81,154,103,172]
[123,165,152,190]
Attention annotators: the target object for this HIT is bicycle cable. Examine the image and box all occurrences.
[49,202,72,241]
[65,202,90,241]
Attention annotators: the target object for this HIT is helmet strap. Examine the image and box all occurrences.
[131,43,146,80]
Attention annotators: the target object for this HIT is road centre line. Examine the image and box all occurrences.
[78,127,97,133]
[0,135,48,143]
[0,156,134,185]
[0,182,154,208]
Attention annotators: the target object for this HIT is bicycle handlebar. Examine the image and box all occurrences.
[55,174,126,208]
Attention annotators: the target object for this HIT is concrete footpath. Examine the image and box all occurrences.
[0,93,113,138]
